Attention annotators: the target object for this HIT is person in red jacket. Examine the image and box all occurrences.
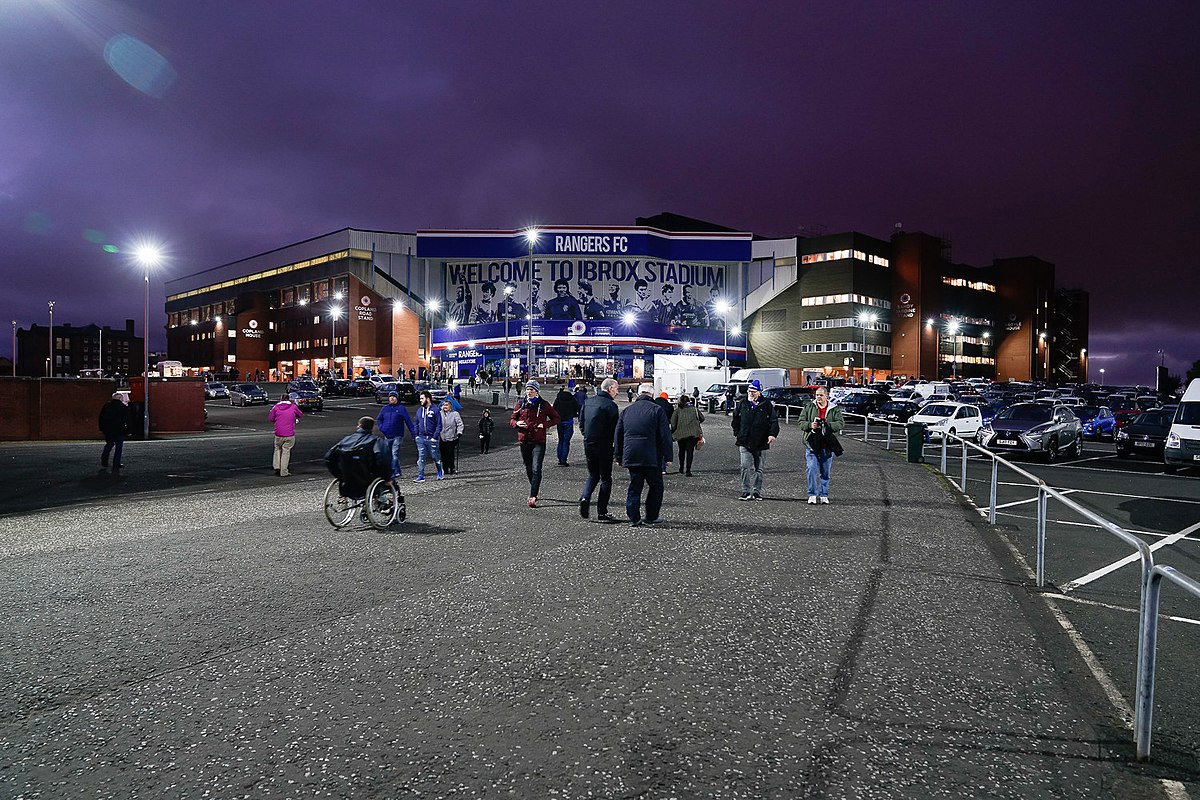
[509,380,561,508]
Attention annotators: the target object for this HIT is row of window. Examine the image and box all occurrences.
[166,249,357,303]
[802,294,892,309]
[942,277,997,293]
[800,343,893,355]
[269,336,346,353]
[800,317,892,332]
[939,355,996,365]
[929,314,994,327]
[800,249,890,267]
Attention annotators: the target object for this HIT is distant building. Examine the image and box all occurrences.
[15,319,143,378]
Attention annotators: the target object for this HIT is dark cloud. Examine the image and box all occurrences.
[1,0,1196,382]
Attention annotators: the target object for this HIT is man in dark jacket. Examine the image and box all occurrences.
[376,391,417,479]
[324,416,391,497]
[653,392,675,471]
[579,378,620,521]
[98,392,130,469]
[732,379,779,501]
[615,382,673,526]
[552,386,581,466]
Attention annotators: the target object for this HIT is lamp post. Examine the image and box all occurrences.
[47,301,54,377]
[133,244,162,440]
[716,300,731,382]
[503,284,514,398]
[1100,368,1105,386]
[10,320,16,377]
[1080,348,1088,383]
[523,228,539,379]
[858,311,877,384]
[329,303,342,378]
[947,320,960,381]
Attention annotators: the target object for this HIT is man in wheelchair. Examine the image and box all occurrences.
[325,416,393,499]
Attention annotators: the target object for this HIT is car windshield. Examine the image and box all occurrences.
[919,404,956,418]
[705,384,727,393]
[997,405,1053,422]
[1177,402,1200,425]
[1076,406,1099,420]
[1135,411,1169,426]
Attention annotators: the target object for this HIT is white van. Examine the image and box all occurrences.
[156,360,184,378]
[728,368,789,390]
[1165,378,1200,473]
[912,382,952,400]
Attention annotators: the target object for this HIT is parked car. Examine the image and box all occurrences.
[288,378,322,394]
[204,381,230,400]
[288,389,324,412]
[910,402,984,441]
[374,381,419,405]
[871,400,923,424]
[347,379,377,396]
[229,383,269,406]
[366,373,396,387]
[323,378,354,396]
[1115,409,1173,460]
[1134,395,1161,411]
[837,391,889,416]
[1164,379,1200,473]
[761,386,816,409]
[1076,406,1116,440]
[978,402,1083,460]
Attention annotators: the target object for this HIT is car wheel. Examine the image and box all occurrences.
[1044,438,1059,462]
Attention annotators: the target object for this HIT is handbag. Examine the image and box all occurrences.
[696,434,705,450]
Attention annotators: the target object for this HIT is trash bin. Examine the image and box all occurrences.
[906,422,925,463]
[491,391,500,406]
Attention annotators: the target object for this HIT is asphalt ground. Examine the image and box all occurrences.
[2,394,1196,798]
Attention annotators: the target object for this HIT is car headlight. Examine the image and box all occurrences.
[1166,432,1181,449]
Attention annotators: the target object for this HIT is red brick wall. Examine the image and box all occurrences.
[0,377,203,440]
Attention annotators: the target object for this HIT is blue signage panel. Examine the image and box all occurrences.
[417,227,752,263]
[431,318,745,354]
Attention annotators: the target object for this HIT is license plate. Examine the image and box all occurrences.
[1135,441,1154,448]
[1193,455,1200,462]
[996,439,1017,446]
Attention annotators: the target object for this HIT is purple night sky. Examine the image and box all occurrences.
[2,1,1196,383]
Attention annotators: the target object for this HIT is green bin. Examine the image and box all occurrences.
[906,422,925,463]
[491,391,500,405]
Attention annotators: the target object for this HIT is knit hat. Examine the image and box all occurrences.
[388,391,398,398]
[748,380,763,392]
[525,380,540,393]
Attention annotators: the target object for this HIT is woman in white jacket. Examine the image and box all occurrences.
[439,399,466,474]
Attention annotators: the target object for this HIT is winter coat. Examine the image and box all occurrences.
[412,404,443,439]
[376,403,416,440]
[478,415,495,436]
[439,409,465,441]
[796,402,845,453]
[670,406,705,441]
[509,396,561,445]
[268,401,303,437]
[615,395,672,468]
[324,428,390,482]
[732,397,779,451]
[98,399,129,437]
[573,387,588,416]
[581,392,619,449]
[552,389,581,421]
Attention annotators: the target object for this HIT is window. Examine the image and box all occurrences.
[801,249,888,267]
[942,276,996,292]
[802,294,891,309]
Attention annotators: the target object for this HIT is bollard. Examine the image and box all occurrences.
[906,422,924,463]
[491,390,500,405]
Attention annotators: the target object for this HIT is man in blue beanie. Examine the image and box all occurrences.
[376,390,416,479]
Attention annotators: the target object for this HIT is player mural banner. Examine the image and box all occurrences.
[441,257,732,329]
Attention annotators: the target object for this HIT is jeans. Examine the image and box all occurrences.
[556,420,574,464]
[626,465,664,523]
[521,442,547,497]
[386,436,404,478]
[582,443,614,515]
[806,450,834,497]
[415,436,442,478]
[738,446,767,495]
[101,434,124,467]
[676,436,697,474]
[273,435,296,476]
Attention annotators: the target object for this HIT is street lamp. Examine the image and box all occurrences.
[858,311,877,384]
[503,284,514,398]
[133,243,163,440]
[47,301,54,377]
[11,319,16,377]
[947,320,960,380]
[1080,348,1088,383]
[1100,368,1106,386]
[716,300,731,382]
[329,304,342,378]
[523,227,540,379]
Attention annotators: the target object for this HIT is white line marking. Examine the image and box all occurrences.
[989,511,1195,542]
[1042,592,1200,626]
[993,489,1077,510]
[1061,521,1200,593]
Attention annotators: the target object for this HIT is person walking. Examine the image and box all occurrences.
[654,392,675,473]
[478,408,495,454]
[411,390,444,482]
[724,384,737,415]
[376,391,416,479]
[797,385,845,504]
[439,398,465,474]
[579,377,620,521]
[615,382,673,527]
[552,386,581,465]
[670,394,705,477]
[268,393,304,477]
[98,391,130,470]
[509,380,561,508]
[732,379,779,501]
[573,383,589,422]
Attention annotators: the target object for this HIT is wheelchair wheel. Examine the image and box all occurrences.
[366,479,399,529]
[323,479,356,528]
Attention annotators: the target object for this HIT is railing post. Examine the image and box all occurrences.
[960,437,968,492]
[940,434,948,474]
[1036,485,1047,588]
[1135,570,1160,759]
[988,458,998,524]
[885,422,892,452]
[864,415,869,442]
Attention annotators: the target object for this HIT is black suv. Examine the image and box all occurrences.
[761,386,815,409]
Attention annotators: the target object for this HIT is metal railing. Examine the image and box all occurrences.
[838,411,1194,762]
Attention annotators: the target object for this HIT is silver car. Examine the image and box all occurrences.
[978,403,1083,461]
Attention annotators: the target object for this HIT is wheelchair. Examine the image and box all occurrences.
[323,448,406,530]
